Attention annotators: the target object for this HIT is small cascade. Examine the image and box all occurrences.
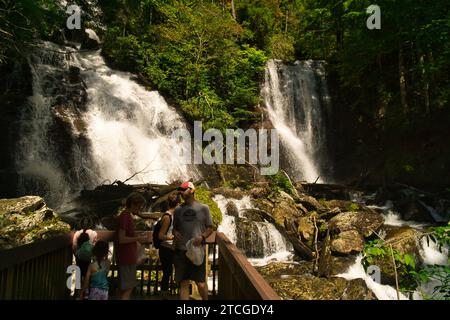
[338,196,448,300]
[213,194,293,266]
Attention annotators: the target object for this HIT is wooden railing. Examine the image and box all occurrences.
[0,233,73,300]
[0,231,280,300]
[216,232,280,300]
[95,231,180,297]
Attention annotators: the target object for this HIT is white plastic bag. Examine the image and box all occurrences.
[136,242,146,265]
[185,239,205,266]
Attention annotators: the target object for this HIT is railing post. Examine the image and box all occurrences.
[4,267,14,300]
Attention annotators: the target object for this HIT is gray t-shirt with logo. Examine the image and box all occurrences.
[173,201,213,250]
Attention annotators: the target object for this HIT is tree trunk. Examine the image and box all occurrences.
[285,10,289,34]
[418,52,430,115]
[230,0,236,20]
[398,46,409,114]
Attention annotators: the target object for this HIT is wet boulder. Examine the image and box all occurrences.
[241,209,265,222]
[225,201,240,218]
[331,230,364,254]
[329,211,384,237]
[81,28,101,50]
[383,226,421,256]
[235,217,265,258]
[297,194,326,212]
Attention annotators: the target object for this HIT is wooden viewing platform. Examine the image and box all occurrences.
[0,231,280,300]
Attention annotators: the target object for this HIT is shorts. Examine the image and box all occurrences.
[76,258,90,278]
[173,249,206,283]
[88,287,108,300]
[118,265,137,291]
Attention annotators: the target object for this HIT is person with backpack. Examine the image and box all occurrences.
[72,216,98,254]
[80,241,111,300]
[75,232,94,280]
[153,192,180,299]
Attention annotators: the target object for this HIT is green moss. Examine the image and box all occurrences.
[347,203,360,211]
[195,188,223,228]
[318,198,329,209]
[319,222,328,233]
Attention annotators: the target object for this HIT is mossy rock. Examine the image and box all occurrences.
[331,230,365,254]
[195,187,223,227]
[329,211,384,238]
[269,275,373,300]
[0,196,70,250]
[256,261,314,282]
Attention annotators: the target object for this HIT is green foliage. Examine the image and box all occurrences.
[346,202,359,211]
[363,239,417,292]
[423,223,450,251]
[268,33,296,61]
[195,187,222,228]
[410,265,450,300]
[268,171,296,197]
[0,0,61,63]
[101,0,267,131]
[364,225,450,298]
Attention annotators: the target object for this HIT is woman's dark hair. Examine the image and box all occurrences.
[167,193,180,209]
[79,216,93,230]
[160,193,180,212]
[125,192,147,209]
[92,241,109,264]
[77,231,90,248]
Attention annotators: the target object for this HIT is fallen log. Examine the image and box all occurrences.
[69,179,205,219]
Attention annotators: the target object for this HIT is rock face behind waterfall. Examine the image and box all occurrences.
[16,42,99,207]
[0,196,70,250]
[0,61,33,198]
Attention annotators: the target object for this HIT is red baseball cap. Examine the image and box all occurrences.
[179,181,195,191]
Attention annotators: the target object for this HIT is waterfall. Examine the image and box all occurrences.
[261,59,331,183]
[75,50,197,185]
[16,42,197,208]
[213,194,293,266]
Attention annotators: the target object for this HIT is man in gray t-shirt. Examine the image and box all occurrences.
[173,181,213,300]
[173,201,213,250]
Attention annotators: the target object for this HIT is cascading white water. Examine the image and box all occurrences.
[74,51,197,184]
[338,198,449,300]
[261,59,331,183]
[17,42,197,207]
[17,42,92,206]
[213,194,293,266]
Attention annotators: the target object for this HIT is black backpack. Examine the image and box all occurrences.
[152,213,172,249]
